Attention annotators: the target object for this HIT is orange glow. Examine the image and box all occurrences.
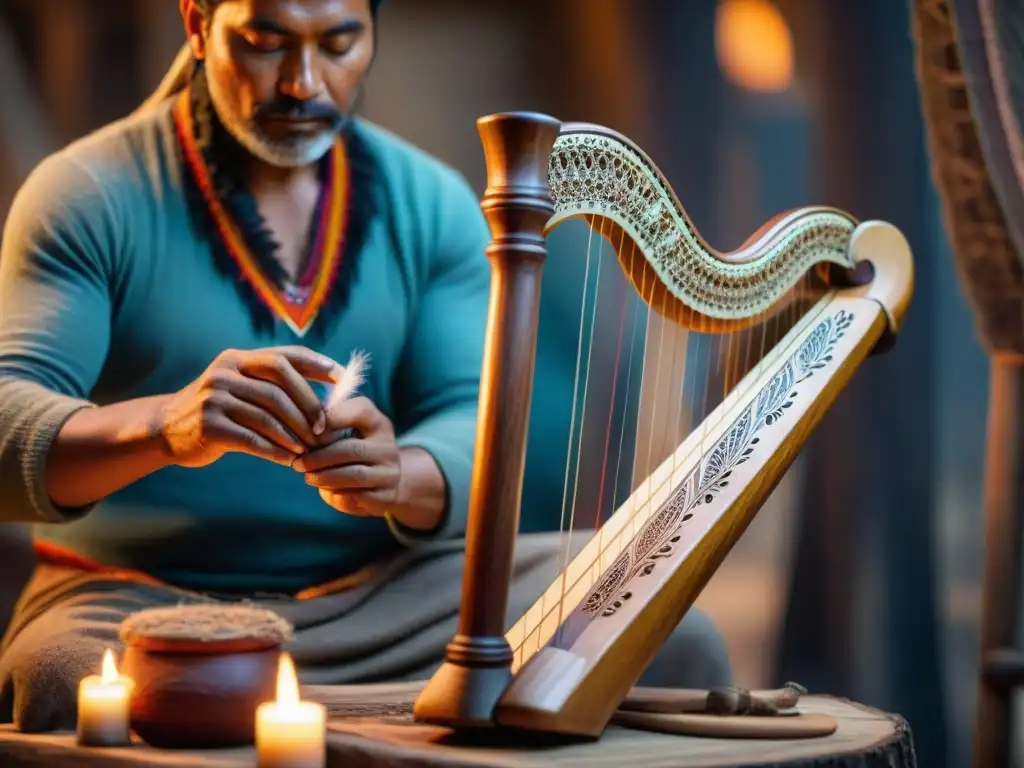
[715,0,795,93]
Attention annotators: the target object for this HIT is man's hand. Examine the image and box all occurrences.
[158,346,341,468]
[294,397,448,532]
[293,396,402,517]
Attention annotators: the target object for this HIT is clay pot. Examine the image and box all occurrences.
[121,635,281,749]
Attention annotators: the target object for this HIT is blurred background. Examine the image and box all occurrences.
[0,1,994,766]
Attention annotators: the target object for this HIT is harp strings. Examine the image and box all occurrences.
[553,218,596,627]
[570,220,604,530]
[607,234,647,544]
[595,227,634,530]
[641,251,671,488]
[552,217,704,636]
[509,221,830,660]
[673,261,702,488]
[552,219,646,642]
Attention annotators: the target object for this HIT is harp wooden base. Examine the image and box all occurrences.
[411,656,512,729]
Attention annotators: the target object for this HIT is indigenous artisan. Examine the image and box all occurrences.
[0,0,731,731]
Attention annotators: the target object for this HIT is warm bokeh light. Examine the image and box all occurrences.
[715,0,795,93]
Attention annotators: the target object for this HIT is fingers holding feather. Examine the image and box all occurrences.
[293,435,384,472]
[305,463,401,493]
[324,396,391,436]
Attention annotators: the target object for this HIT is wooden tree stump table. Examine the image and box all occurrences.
[0,682,916,768]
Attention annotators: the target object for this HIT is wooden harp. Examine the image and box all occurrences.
[413,112,914,738]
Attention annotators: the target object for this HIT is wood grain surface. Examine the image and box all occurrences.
[0,682,914,768]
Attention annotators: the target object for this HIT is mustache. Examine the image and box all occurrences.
[254,97,346,124]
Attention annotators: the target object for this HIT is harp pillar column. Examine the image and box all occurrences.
[414,112,561,727]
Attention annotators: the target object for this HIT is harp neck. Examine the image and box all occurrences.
[546,123,911,335]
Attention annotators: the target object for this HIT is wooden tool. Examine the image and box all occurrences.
[620,682,807,715]
[614,682,837,740]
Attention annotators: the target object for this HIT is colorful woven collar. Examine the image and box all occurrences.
[172,89,350,337]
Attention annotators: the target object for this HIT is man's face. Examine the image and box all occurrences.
[187,0,375,168]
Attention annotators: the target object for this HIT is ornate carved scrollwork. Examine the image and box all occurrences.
[547,126,859,323]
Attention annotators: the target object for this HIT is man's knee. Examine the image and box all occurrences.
[637,608,732,689]
[0,601,127,731]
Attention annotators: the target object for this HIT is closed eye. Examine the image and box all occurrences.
[321,34,358,57]
[239,31,285,54]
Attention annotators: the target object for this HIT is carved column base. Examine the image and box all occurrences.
[412,636,514,728]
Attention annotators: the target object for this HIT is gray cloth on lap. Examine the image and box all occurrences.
[0,531,732,733]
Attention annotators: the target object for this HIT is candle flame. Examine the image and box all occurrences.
[101,649,118,683]
[275,653,300,708]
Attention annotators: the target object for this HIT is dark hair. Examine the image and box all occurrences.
[195,0,384,17]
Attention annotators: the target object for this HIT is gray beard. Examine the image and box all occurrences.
[206,74,337,169]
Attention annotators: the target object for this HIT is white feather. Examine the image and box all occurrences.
[326,350,370,412]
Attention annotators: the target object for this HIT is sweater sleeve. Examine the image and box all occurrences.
[0,153,118,524]
[389,168,491,544]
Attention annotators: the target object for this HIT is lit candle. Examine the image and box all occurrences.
[77,648,133,747]
[256,653,326,768]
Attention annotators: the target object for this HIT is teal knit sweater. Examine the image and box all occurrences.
[0,99,491,593]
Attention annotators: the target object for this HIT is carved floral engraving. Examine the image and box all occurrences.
[580,309,854,618]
